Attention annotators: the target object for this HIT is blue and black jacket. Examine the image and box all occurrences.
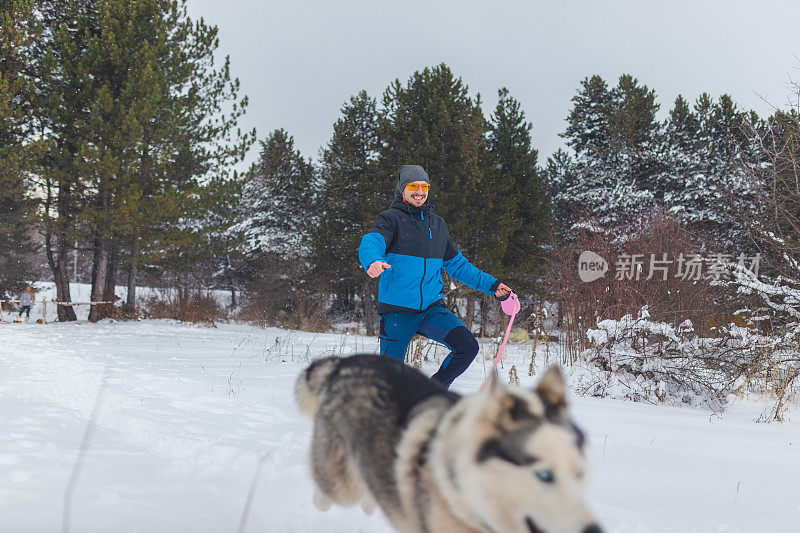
[359,198,501,314]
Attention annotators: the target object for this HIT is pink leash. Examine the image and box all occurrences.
[480,292,521,390]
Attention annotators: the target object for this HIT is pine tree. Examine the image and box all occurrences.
[376,64,491,329]
[555,74,663,228]
[659,93,759,248]
[32,0,253,320]
[153,175,246,308]
[659,95,703,207]
[485,88,551,292]
[557,75,618,227]
[116,0,255,307]
[33,0,96,321]
[312,91,383,322]
[700,95,760,247]
[607,74,664,195]
[237,129,315,321]
[0,0,38,298]
[544,148,580,231]
[379,64,487,258]
[202,176,247,309]
[563,75,614,164]
[242,129,315,256]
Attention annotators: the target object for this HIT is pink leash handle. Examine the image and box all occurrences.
[480,292,521,390]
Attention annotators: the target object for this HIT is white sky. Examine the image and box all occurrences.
[186,0,800,169]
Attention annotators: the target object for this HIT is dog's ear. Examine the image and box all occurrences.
[534,366,568,420]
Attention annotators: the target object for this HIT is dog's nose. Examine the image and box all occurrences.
[582,525,603,533]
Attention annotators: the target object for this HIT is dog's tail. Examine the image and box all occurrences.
[295,357,339,418]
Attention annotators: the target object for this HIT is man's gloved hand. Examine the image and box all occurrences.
[367,261,391,278]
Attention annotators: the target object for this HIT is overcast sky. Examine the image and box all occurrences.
[186,0,800,170]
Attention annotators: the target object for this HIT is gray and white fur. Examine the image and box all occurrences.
[296,354,602,533]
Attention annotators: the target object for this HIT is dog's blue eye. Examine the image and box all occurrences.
[535,470,554,483]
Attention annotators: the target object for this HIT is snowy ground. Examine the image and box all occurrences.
[0,319,798,532]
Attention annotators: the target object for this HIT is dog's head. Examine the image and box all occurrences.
[431,367,602,533]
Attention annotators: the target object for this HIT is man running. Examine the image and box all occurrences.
[359,165,511,388]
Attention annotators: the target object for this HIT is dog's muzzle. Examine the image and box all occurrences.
[524,517,604,533]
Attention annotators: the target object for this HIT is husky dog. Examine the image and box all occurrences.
[296,354,602,533]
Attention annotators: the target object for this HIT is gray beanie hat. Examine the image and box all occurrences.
[395,165,430,197]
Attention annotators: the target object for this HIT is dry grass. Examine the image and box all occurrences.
[730,340,800,422]
[142,292,227,325]
[237,295,333,333]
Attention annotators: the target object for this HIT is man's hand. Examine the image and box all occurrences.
[367,261,391,278]
[494,283,512,299]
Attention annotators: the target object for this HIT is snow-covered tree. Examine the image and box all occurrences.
[734,104,800,326]
[552,75,761,251]
[241,129,316,256]
[553,74,664,228]
[657,94,761,248]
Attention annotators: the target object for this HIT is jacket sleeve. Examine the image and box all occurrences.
[358,212,394,271]
[442,236,501,296]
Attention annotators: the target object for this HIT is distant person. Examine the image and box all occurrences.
[358,165,511,388]
[18,285,34,319]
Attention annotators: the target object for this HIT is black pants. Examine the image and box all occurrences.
[19,305,31,318]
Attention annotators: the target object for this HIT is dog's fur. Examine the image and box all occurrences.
[296,354,602,533]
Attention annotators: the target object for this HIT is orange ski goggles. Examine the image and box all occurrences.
[405,182,430,192]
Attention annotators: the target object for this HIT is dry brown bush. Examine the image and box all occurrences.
[547,211,760,363]
[111,303,143,321]
[141,292,227,325]
[238,296,332,332]
[236,253,333,333]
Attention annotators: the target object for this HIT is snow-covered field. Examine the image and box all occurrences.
[0,318,798,532]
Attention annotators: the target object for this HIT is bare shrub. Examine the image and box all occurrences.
[142,292,227,325]
[547,211,762,362]
[541,211,800,417]
[730,337,800,422]
[237,252,333,332]
[249,298,332,332]
[575,311,753,401]
[111,303,143,321]
[710,78,800,418]
[562,303,800,420]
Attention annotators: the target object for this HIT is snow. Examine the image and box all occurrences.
[0,318,798,532]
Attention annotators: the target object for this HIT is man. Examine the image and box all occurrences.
[359,165,512,388]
